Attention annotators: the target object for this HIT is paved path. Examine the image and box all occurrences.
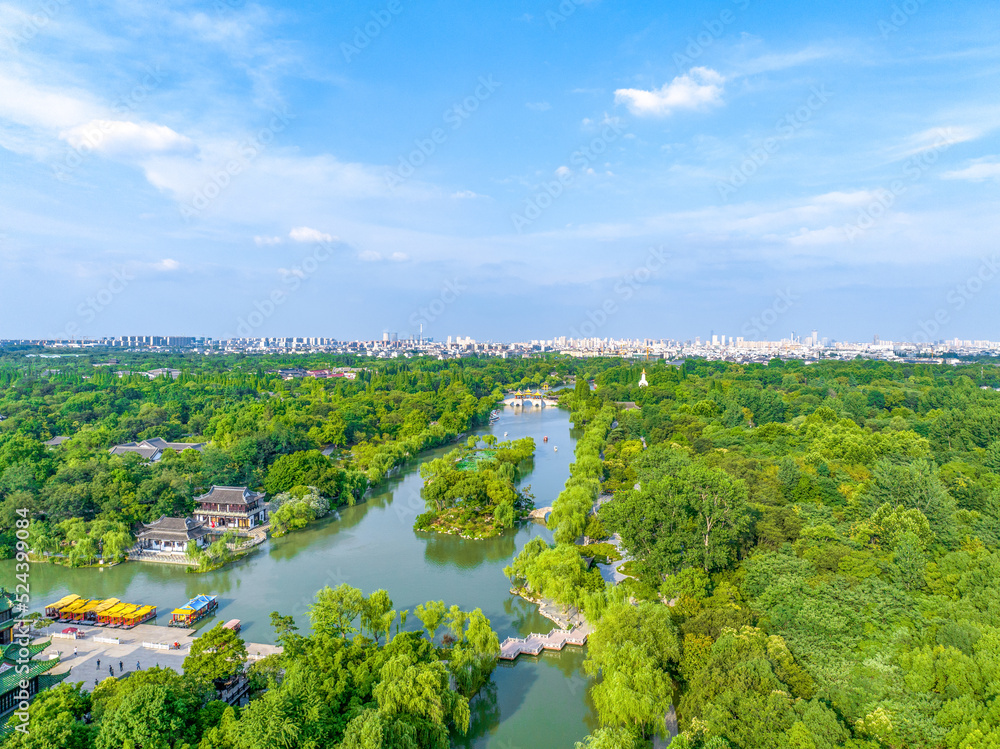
[498,623,593,661]
[36,621,281,691]
[653,706,679,748]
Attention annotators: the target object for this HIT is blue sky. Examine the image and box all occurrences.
[1,0,999,342]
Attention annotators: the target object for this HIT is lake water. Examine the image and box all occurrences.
[3,406,597,747]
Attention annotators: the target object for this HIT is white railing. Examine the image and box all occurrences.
[142,641,170,650]
[93,636,119,645]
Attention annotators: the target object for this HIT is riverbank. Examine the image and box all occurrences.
[5,406,597,748]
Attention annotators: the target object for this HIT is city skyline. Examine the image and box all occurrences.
[2,1,999,341]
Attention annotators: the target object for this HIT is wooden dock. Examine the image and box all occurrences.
[498,624,591,661]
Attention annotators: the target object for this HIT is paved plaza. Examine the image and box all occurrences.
[34,621,281,692]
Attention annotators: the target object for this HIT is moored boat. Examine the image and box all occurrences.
[169,594,218,627]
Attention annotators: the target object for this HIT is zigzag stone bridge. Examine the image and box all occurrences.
[498,624,592,661]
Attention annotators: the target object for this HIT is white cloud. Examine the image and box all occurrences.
[0,72,100,130]
[154,258,181,271]
[526,101,551,111]
[614,68,725,117]
[254,235,283,246]
[358,249,382,261]
[555,165,571,178]
[893,126,984,159]
[288,226,333,243]
[737,46,839,76]
[60,120,194,156]
[942,157,1000,182]
[390,252,408,262]
[451,190,482,199]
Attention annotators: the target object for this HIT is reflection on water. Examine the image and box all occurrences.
[2,406,596,747]
[465,681,502,740]
[419,531,518,569]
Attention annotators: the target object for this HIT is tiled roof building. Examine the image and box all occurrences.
[135,516,210,552]
[194,486,268,533]
[0,589,68,721]
[108,437,206,462]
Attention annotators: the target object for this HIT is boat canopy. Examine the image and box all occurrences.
[44,594,80,613]
[61,598,92,615]
[93,598,120,614]
[123,605,156,626]
[173,594,216,615]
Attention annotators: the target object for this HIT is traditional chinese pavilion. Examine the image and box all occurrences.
[194,486,267,533]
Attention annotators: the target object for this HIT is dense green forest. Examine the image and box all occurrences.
[511,357,1000,748]
[0,350,576,562]
[414,435,536,538]
[5,349,1000,748]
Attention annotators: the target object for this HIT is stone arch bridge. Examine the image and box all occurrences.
[501,391,560,409]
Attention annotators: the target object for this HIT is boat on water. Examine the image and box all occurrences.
[554,446,558,451]
[543,436,548,442]
[223,619,241,634]
[44,595,155,629]
[169,594,218,627]
[504,432,508,437]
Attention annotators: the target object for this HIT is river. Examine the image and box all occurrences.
[3,406,597,748]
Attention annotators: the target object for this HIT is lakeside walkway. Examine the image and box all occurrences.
[498,623,593,661]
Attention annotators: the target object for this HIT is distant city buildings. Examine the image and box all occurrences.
[1,332,999,364]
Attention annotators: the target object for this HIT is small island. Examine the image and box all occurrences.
[414,435,535,538]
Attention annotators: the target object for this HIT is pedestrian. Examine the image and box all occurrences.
[96,658,100,670]
[109,665,113,677]
[136,659,140,670]
[73,646,78,657]
[94,679,98,687]
[119,660,123,673]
